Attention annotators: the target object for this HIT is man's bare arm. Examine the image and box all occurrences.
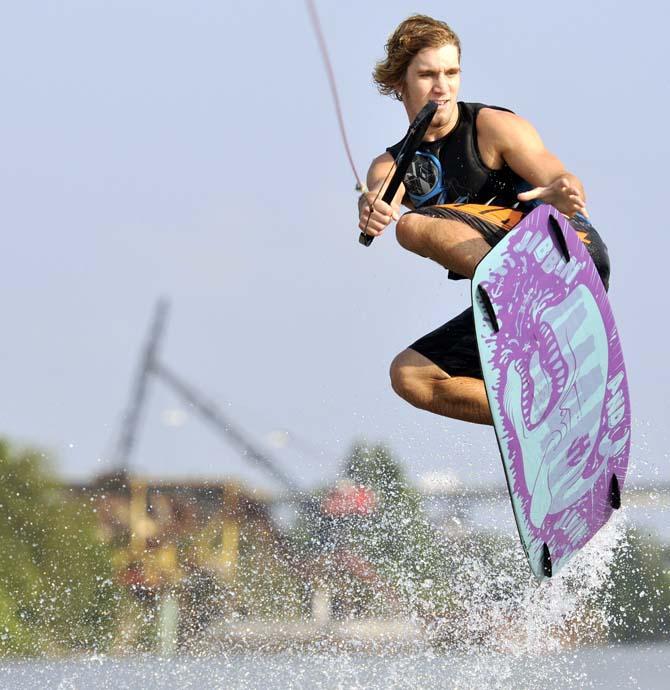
[357,152,407,237]
[480,109,588,218]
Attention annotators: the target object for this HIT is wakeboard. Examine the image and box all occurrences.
[472,204,630,580]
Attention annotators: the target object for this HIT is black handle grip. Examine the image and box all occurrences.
[358,100,438,247]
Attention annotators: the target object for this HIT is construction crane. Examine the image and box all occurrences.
[114,299,298,491]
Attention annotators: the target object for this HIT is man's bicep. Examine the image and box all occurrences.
[499,117,569,187]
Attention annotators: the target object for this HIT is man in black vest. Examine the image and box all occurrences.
[358,15,610,426]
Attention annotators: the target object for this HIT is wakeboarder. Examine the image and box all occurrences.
[358,15,611,426]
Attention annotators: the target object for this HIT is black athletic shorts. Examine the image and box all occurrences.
[407,204,611,379]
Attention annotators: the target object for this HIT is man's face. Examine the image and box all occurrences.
[400,44,461,135]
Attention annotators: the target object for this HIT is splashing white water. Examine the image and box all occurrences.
[407,509,629,688]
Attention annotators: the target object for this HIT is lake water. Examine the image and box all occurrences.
[1,643,669,689]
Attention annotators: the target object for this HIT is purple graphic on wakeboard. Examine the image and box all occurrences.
[472,205,630,580]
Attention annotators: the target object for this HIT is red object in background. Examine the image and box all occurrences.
[321,482,377,517]
[118,562,147,589]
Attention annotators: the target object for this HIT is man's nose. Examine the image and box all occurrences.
[434,73,449,92]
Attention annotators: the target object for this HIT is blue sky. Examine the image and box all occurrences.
[1,1,666,492]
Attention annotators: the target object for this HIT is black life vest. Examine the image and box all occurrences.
[387,102,533,209]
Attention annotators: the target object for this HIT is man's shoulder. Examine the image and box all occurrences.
[475,105,534,143]
[372,150,395,165]
[475,105,519,127]
[367,151,396,174]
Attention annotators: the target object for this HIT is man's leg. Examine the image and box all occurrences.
[390,349,492,426]
[392,212,494,424]
[395,212,491,278]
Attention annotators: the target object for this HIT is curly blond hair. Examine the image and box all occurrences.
[373,15,461,101]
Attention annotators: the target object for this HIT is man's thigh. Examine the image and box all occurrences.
[395,212,491,277]
[399,204,517,279]
[407,307,484,379]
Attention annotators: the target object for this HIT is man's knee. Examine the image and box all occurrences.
[389,352,416,401]
[395,213,425,252]
[389,349,448,407]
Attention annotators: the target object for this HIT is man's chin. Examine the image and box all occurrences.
[432,108,455,127]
